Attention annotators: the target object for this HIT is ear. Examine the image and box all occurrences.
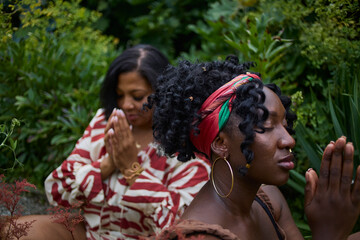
[210,132,229,159]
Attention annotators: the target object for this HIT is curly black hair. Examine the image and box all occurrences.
[148,55,296,175]
[100,44,169,120]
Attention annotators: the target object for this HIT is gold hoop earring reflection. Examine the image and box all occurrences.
[211,157,234,198]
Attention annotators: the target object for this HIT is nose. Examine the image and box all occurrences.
[278,127,296,150]
[121,96,135,111]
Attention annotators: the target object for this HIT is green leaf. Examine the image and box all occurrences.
[10,139,17,150]
[290,170,306,185]
[247,40,258,53]
[328,96,343,138]
[295,122,321,171]
[296,221,311,232]
[266,42,292,60]
[15,96,30,109]
[286,178,304,195]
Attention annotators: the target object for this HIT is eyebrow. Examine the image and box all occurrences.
[116,89,149,93]
[268,110,286,119]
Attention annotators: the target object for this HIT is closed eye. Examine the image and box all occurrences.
[254,126,273,133]
[134,96,145,101]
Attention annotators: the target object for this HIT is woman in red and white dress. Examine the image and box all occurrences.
[16,45,210,240]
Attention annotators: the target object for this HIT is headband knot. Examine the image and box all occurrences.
[189,73,261,158]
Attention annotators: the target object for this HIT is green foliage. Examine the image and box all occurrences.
[82,0,216,59]
[0,119,21,170]
[296,69,360,173]
[182,0,293,84]
[0,0,119,187]
[300,0,360,69]
[224,15,292,83]
[129,0,215,58]
[181,0,238,61]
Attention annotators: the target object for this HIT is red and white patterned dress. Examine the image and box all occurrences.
[44,109,211,240]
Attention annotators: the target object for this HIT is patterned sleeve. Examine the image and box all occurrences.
[44,109,108,207]
[121,147,211,230]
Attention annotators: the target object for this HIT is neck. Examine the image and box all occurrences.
[132,126,153,150]
[214,175,261,216]
[132,125,152,133]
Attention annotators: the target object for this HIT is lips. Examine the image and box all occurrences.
[277,155,295,170]
[126,113,139,122]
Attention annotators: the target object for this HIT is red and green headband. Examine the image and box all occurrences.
[189,73,261,158]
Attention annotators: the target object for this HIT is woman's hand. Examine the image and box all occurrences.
[304,136,360,240]
[105,109,139,174]
[101,109,118,179]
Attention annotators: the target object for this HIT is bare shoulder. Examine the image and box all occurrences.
[260,184,283,199]
[348,232,360,240]
[259,185,286,218]
[260,185,303,239]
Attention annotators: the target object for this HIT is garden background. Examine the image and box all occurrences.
[1,0,359,237]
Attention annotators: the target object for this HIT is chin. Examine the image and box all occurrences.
[267,173,290,186]
[277,174,290,186]
[131,121,152,129]
[128,119,137,126]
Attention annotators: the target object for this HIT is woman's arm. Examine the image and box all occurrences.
[44,109,108,206]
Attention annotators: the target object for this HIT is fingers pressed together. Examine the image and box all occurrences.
[304,136,360,239]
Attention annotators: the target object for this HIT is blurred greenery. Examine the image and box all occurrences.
[0,0,359,236]
[0,118,21,170]
[0,0,120,186]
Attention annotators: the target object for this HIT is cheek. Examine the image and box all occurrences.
[252,136,276,159]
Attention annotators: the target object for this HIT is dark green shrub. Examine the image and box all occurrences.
[0,118,21,170]
[81,0,217,59]
[181,0,293,83]
[0,0,119,187]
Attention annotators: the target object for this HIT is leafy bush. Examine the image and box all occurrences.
[81,0,217,59]
[0,119,21,170]
[181,0,293,84]
[0,0,119,187]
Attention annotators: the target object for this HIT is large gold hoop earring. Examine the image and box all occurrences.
[211,157,234,198]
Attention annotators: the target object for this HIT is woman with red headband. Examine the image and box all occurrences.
[147,55,360,239]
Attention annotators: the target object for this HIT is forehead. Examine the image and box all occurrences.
[225,86,285,132]
[263,87,285,117]
[117,71,152,91]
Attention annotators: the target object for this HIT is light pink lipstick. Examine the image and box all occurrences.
[278,155,295,170]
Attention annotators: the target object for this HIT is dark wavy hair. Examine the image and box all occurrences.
[100,44,169,120]
[148,55,296,175]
